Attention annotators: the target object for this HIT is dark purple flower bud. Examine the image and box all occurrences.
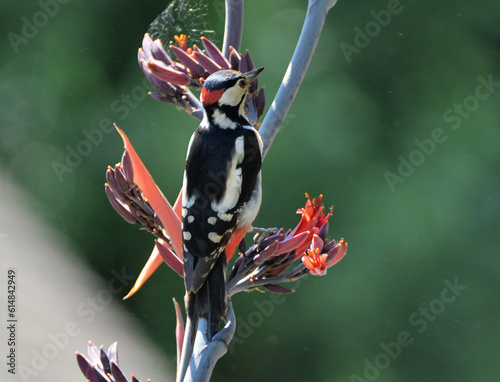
[253,240,279,265]
[170,45,206,78]
[321,240,334,254]
[152,38,173,65]
[76,353,95,381]
[121,151,135,187]
[244,50,255,73]
[326,239,347,266]
[238,52,249,74]
[317,221,329,241]
[229,47,241,70]
[92,366,109,382]
[256,87,266,118]
[274,230,310,256]
[259,229,283,248]
[201,36,231,69]
[193,51,222,74]
[105,167,128,204]
[100,347,111,374]
[156,239,183,277]
[263,284,295,294]
[147,59,192,86]
[140,60,163,91]
[113,165,131,194]
[156,81,182,98]
[105,185,137,224]
[111,362,129,382]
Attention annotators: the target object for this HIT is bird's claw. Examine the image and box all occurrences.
[251,227,278,246]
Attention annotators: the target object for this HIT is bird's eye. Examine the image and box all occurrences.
[239,80,246,88]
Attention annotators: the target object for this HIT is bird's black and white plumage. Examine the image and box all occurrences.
[182,68,264,338]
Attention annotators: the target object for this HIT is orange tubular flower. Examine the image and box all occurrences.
[301,238,347,276]
[302,248,328,276]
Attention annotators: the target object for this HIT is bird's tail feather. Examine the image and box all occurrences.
[186,254,227,342]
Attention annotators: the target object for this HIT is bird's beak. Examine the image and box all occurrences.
[245,67,264,82]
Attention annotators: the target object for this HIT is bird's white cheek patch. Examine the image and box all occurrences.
[218,86,245,107]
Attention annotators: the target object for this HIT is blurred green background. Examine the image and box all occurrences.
[1,0,499,381]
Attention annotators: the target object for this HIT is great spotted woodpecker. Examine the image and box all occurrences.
[182,68,264,338]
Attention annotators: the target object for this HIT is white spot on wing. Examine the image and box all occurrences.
[208,232,223,243]
[183,231,192,240]
[217,212,233,221]
[187,215,194,223]
[207,217,217,225]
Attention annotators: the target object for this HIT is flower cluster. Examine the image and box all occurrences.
[139,33,265,125]
[227,194,347,294]
[105,126,184,291]
[76,342,149,382]
[105,156,185,278]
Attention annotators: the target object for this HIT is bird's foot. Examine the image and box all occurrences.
[251,226,279,246]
